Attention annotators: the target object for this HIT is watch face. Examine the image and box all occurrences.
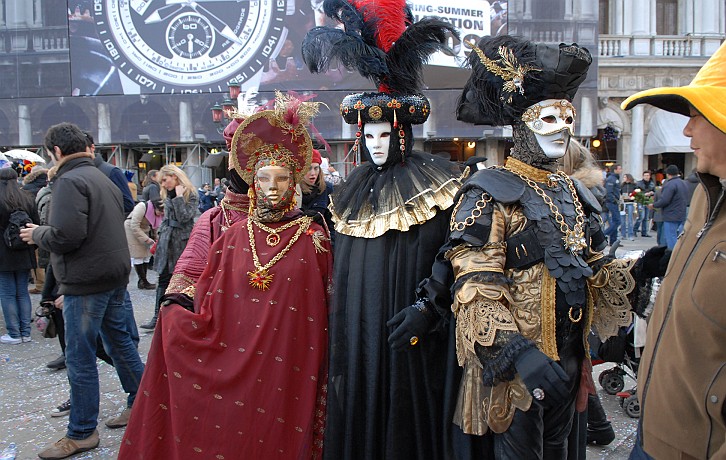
[93,0,287,94]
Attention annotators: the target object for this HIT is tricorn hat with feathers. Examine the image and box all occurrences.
[457,35,592,127]
[302,0,459,130]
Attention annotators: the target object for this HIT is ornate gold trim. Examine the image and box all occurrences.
[330,176,461,238]
[540,268,559,360]
[504,157,551,183]
[465,42,541,104]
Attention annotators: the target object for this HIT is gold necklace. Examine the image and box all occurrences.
[220,200,249,232]
[503,165,587,254]
[246,216,312,290]
[251,218,303,247]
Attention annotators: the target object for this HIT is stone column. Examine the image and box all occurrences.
[613,0,625,35]
[179,100,193,142]
[523,0,533,20]
[18,104,32,146]
[33,0,43,26]
[0,0,6,27]
[579,0,595,19]
[631,0,652,55]
[578,96,596,138]
[97,102,112,145]
[627,105,645,178]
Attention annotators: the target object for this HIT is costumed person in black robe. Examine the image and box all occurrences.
[301,1,462,458]
[408,35,659,459]
[119,92,332,459]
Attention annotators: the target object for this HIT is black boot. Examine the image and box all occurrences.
[587,394,615,445]
[140,300,160,330]
[136,264,156,290]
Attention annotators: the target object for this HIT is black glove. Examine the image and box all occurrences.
[387,302,433,351]
[640,245,671,278]
[161,293,194,312]
[301,209,325,226]
[514,347,570,406]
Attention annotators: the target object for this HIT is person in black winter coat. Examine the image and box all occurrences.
[0,167,39,344]
[22,166,49,293]
[649,164,689,249]
[141,169,161,203]
[604,164,622,245]
[22,167,49,198]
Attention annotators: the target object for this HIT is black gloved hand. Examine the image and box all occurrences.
[161,293,194,312]
[302,209,325,226]
[640,245,670,278]
[514,347,570,406]
[387,302,432,351]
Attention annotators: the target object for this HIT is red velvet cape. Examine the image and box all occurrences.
[119,214,331,459]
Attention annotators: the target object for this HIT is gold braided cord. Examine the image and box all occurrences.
[219,200,248,231]
[450,192,494,232]
[246,216,312,289]
[219,199,249,212]
[502,163,587,254]
[252,217,305,246]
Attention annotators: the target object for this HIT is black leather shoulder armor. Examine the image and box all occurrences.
[465,168,526,205]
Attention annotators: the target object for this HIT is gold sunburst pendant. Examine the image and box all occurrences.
[247,269,274,290]
[563,228,587,254]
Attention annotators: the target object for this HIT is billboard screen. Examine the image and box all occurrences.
[69,0,506,96]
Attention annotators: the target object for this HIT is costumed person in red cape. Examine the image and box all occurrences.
[407,35,668,459]
[302,2,462,458]
[119,92,332,459]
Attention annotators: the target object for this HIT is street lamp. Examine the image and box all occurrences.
[211,80,242,134]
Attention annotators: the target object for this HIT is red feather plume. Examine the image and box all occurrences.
[353,0,408,52]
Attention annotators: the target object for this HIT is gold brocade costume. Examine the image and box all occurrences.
[447,179,636,435]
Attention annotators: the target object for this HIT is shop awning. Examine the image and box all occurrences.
[645,110,692,155]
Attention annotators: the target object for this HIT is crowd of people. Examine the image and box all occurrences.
[1,2,725,459]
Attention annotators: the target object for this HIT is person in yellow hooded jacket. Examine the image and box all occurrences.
[622,40,726,460]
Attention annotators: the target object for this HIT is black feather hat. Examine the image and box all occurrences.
[302,0,459,150]
[457,35,592,126]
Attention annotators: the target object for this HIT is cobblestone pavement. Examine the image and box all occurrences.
[0,237,654,459]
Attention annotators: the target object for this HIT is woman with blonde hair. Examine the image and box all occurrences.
[140,165,198,329]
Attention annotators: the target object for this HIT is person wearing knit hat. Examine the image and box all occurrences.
[119,92,332,460]
[412,35,652,459]
[302,1,463,458]
[621,40,726,460]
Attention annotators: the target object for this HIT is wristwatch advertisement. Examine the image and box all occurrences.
[74,0,290,95]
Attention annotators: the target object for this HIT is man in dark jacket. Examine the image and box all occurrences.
[87,132,135,215]
[20,122,144,460]
[634,170,656,237]
[648,164,689,249]
[604,164,622,245]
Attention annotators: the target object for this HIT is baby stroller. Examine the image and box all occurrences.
[591,323,642,418]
